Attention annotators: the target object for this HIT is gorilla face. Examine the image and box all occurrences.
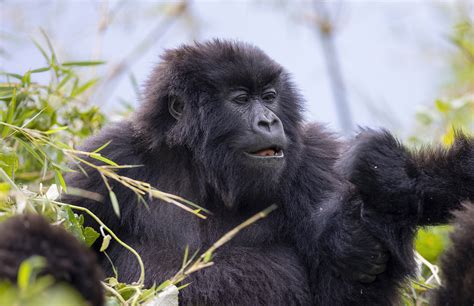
[138,40,304,209]
[205,83,289,174]
[196,74,291,209]
[226,86,288,166]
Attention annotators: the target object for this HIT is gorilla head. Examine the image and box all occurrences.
[134,40,304,210]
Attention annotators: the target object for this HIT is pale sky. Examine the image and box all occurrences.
[1,0,469,136]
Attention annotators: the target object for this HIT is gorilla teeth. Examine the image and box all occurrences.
[255,149,276,156]
[252,148,284,157]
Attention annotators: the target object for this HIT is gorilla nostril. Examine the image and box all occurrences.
[258,120,272,131]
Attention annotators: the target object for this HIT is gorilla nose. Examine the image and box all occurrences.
[255,113,284,136]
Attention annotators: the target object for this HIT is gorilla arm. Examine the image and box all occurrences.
[338,130,474,226]
[312,130,473,304]
[281,125,412,305]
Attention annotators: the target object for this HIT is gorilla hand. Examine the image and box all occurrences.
[334,220,390,283]
[318,194,390,284]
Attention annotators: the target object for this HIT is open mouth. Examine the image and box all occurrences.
[247,147,284,158]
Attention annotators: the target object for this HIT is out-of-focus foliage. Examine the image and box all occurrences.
[448,20,474,95]
[415,226,452,264]
[0,37,176,305]
[0,32,105,185]
[0,256,86,306]
[403,18,474,306]
[409,18,474,147]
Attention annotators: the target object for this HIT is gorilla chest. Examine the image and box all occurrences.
[183,245,312,305]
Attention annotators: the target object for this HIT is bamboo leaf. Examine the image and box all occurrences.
[30,67,51,73]
[109,190,120,217]
[0,71,23,80]
[16,138,45,165]
[1,88,17,137]
[90,153,118,166]
[62,61,105,67]
[71,78,99,97]
[55,169,67,192]
[44,126,68,134]
[32,39,49,63]
[93,140,112,153]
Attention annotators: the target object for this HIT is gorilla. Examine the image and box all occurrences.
[0,40,473,305]
[430,202,474,306]
[0,214,104,306]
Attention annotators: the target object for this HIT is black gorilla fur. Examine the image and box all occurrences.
[0,214,104,306]
[0,40,473,305]
[431,203,474,306]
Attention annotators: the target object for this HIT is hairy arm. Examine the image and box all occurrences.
[338,130,474,226]
[281,125,412,305]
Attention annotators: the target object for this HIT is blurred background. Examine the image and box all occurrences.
[1,0,472,138]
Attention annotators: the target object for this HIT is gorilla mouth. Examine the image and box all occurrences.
[247,147,284,158]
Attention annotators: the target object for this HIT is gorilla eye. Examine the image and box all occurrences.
[233,93,250,104]
[262,89,277,102]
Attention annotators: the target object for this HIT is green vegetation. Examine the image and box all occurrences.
[402,19,474,306]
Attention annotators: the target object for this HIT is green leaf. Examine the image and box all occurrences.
[415,226,452,263]
[22,71,31,86]
[203,251,213,263]
[57,72,74,90]
[182,245,189,268]
[0,91,14,100]
[156,280,172,292]
[100,234,111,252]
[32,39,50,63]
[30,67,51,73]
[93,140,112,153]
[62,61,105,67]
[17,256,46,291]
[55,169,67,192]
[83,227,100,247]
[44,126,68,134]
[16,138,45,165]
[0,146,18,177]
[71,78,99,97]
[90,153,118,166]
[0,71,23,80]
[40,28,57,66]
[435,99,451,114]
[64,206,85,242]
[109,191,120,217]
[1,88,17,137]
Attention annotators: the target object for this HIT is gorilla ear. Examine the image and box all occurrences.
[168,96,184,120]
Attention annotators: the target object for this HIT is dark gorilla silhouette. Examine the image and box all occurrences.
[430,203,474,306]
[0,40,473,305]
[0,214,104,306]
